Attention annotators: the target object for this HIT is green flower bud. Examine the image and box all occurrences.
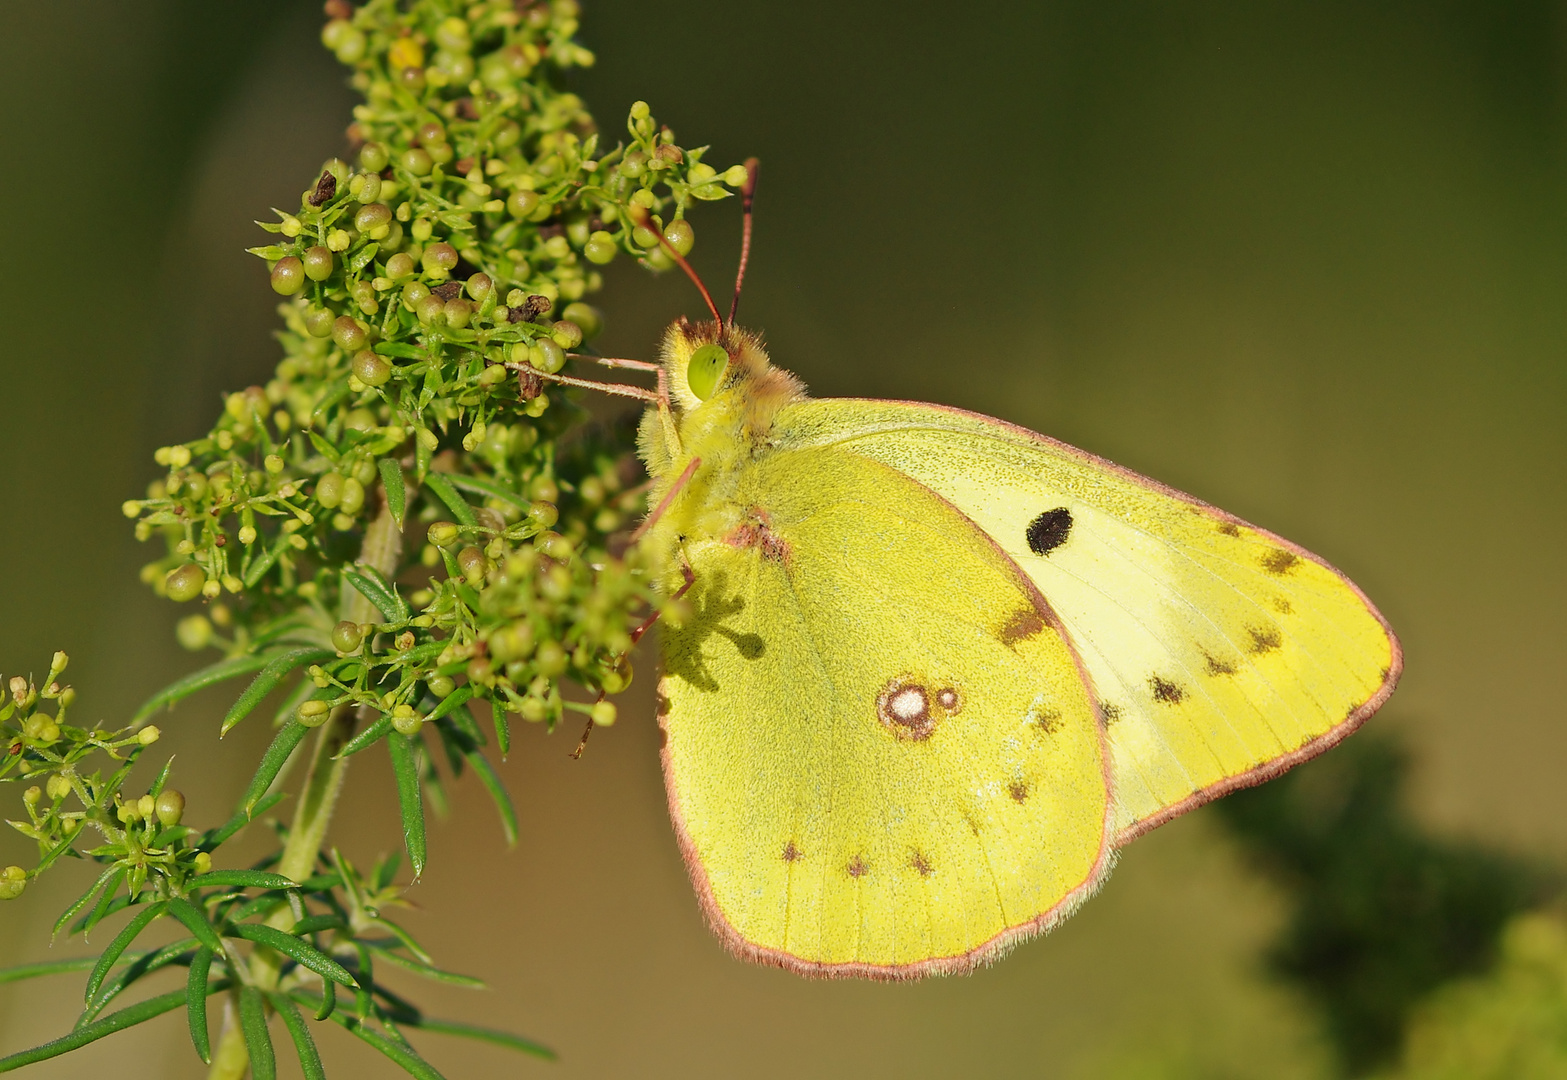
[264,454,285,474]
[724,164,750,187]
[137,725,161,746]
[551,320,583,349]
[534,338,566,374]
[354,202,392,233]
[427,521,460,547]
[662,219,694,256]
[630,100,650,120]
[298,699,330,727]
[422,242,459,273]
[166,564,206,603]
[467,272,493,302]
[400,147,434,176]
[154,789,185,826]
[391,705,423,737]
[338,477,366,516]
[304,305,336,338]
[562,303,603,341]
[444,298,472,328]
[385,252,416,280]
[600,660,633,695]
[46,774,72,801]
[427,674,456,699]
[360,142,389,173]
[176,614,213,651]
[540,532,575,560]
[193,851,213,874]
[270,257,305,295]
[457,545,488,584]
[22,785,40,806]
[529,474,560,503]
[331,620,364,653]
[137,794,156,819]
[534,641,568,678]
[591,700,618,727]
[302,246,334,281]
[583,231,618,265]
[507,190,540,219]
[316,472,345,508]
[416,294,446,324]
[0,866,26,901]
[434,16,469,50]
[478,363,509,387]
[527,500,558,528]
[632,225,660,249]
[332,316,367,352]
[351,350,391,387]
[489,622,536,663]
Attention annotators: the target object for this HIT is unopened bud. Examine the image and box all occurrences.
[137,726,161,746]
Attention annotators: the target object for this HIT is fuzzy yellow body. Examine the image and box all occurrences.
[639,321,1400,979]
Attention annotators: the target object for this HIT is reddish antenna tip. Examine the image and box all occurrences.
[728,158,760,326]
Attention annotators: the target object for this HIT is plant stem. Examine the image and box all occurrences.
[207,497,401,1080]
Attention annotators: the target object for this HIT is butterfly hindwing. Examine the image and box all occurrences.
[771,399,1402,841]
[658,445,1112,977]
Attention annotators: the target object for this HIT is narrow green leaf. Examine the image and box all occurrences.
[51,865,122,937]
[288,993,446,1080]
[373,948,485,988]
[243,528,295,588]
[84,901,166,1002]
[379,458,407,527]
[337,715,393,758]
[241,718,312,813]
[239,985,277,1080]
[388,734,427,878]
[0,955,100,985]
[441,471,530,510]
[148,757,175,798]
[0,982,229,1072]
[203,790,284,849]
[492,706,510,758]
[467,749,518,846]
[222,648,335,735]
[307,431,341,462]
[190,869,297,891]
[185,947,213,1063]
[290,913,346,936]
[426,686,476,726]
[342,565,410,622]
[407,1017,556,1060]
[81,938,196,1025]
[131,653,273,725]
[166,896,224,952]
[267,992,326,1080]
[347,240,380,275]
[77,885,132,938]
[229,924,358,988]
[422,471,477,526]
[315,976,336,1022]
[374,341,424,360]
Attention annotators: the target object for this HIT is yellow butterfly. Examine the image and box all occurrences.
[557,171,1400,980]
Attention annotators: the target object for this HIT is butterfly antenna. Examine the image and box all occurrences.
[728,158,759,326]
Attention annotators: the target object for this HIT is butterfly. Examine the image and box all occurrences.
[550,164,1400,980]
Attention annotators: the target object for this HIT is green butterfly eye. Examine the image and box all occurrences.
[687,343,730,401]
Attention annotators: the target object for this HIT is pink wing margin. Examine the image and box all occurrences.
[654,457,1121,980]
[794,397,1404,849]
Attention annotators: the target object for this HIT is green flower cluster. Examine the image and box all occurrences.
[2,1,747,1074]
[120,0,743,735]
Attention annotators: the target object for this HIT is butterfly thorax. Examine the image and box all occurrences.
[635,319,805,592]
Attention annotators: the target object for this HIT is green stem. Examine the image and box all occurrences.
[207,497,401,1080]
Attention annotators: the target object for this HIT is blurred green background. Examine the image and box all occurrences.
[2,1,1564,1076]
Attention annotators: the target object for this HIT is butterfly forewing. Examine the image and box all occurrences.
[658,446,1112,977]
[773,399,1401,842]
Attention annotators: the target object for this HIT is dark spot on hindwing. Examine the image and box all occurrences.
[1217,520,1242,537]
[1203,651,1237,676]
[1032,704,1063,734]
[1247,626,1283,654]
[1099,702,1122,725]
[782,842,802,863]
[1026,507,1074,556]
[999,607,1045,646]
[846,855,868,879]
[1260,549,1301,576]
[909,850,935,877]
[1007,780,1030,803]
[1150,676,1185,704]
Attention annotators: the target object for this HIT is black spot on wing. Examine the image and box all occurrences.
[1247,626,1283,655]
[1026,508,1073,556]
[1203,651,1237,677]
[1260,549,1301,576]
[1150,676,1185,704]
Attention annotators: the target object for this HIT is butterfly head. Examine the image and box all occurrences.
[661,317,797,415]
